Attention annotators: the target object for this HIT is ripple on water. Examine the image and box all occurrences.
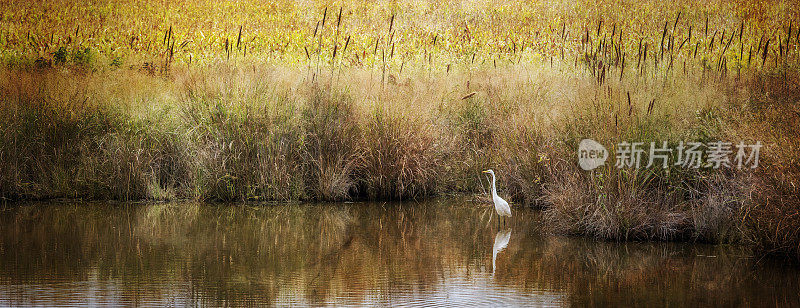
[0,201,799,307]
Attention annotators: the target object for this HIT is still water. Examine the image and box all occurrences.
[0,200,798,307]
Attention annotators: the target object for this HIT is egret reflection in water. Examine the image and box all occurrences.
[492,228,512,274]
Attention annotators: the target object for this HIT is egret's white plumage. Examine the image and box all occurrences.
[483,169,511,217]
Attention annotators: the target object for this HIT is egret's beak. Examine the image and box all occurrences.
[482,170,489,173]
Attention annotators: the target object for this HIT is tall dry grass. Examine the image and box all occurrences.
[2,0,800,257]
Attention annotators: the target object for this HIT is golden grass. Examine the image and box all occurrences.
[1,0,800,258]
[3,0,798,76]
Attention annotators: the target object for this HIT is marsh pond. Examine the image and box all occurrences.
[0,200,798,306]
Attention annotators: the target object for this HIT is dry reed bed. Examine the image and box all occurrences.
[1,63,798,257]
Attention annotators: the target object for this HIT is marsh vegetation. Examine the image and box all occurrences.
[0,0,799,258]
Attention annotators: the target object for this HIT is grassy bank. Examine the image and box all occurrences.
[1,0,800,258]
[2,64,799,255]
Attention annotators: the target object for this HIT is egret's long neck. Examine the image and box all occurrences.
[490,173,497,198]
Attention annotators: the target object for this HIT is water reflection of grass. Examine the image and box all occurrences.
[0,202,798,306]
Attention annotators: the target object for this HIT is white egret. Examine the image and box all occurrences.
[482,169,511,225]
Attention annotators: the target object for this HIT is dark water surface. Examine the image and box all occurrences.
[0,200,798,307]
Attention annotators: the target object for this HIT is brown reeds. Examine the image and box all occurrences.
[2,0,800,260]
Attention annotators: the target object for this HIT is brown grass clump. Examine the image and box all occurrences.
[729,72,800,257]
[359,107,440,199]
[301,87,362,201]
